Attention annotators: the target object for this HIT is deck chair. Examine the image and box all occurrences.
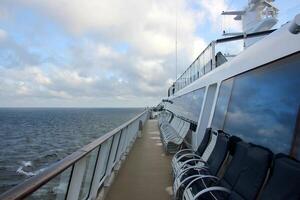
[173,132,230,199]
[171,128,211,167]
[259,153,300,200]
[172,129,218,177]
[183,144,273,200]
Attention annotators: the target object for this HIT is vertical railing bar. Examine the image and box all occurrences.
[64,164,75,200]
[66,156,87,200]
[86,145,101,200]
[99,135,115,182]
[0,111,148,200]
[113,130,123,164]
[124,124,132,154]
[121,127,128,155]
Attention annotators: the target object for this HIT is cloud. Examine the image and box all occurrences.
[0,0,235,107]
[197,0,241,32]
[0,29,42,68]
[0,29,7,41]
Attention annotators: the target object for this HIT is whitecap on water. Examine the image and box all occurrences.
[53,182,68,194]
[21,161,33,168]
[16,166,36,177]
[16,160,47,177]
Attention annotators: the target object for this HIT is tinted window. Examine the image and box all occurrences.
[224,53,300,154]
[211,78,234,130]
[169,87,205,123]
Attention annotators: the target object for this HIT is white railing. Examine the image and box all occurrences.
[0,110,149,200]
[170,30,276,95]
[174,42,216,92]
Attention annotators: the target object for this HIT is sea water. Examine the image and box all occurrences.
[0,107,143,195]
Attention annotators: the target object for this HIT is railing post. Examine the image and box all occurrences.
[121,127,128,158]
[89,143,109,200]
[104,133,120,186]
[0,111,148,200]
[125,125,133,154]
[114,129,126,166]
[66,157,87,200]
[211,41,216,69]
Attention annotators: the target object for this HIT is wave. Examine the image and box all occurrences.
[16,161,47,178]
[16,167,36,177]
[21,161,33,167]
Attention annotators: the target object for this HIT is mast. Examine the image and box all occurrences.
[222,0,279,48]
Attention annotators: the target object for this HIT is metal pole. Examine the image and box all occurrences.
[175,0,178,80]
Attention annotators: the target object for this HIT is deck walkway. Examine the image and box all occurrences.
[105,119,173,200]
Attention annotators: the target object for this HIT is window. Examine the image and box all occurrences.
[211,78,234,130]
[223,53,300,154]
[169,87,205,123]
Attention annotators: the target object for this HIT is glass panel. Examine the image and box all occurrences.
[211,78,234,130]
[78,147,99,200]
[224,53,300,154]
[26,166,72,200]
[169,87,205,123]
[98,138,113,184]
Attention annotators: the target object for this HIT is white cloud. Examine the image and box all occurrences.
[27,67,52,85]
[198,0,241,32]
[0,29,7,41]
[16,81,30,95]
[0,0,236,107]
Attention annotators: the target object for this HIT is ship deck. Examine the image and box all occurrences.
[104,119,173,200]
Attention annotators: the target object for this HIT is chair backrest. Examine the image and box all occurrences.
[166,113,171,122]
[206,131,230,176]
[201,130,218,162]
[172,117,182,130]
[195,128,211,156]
[229,144,273,200]
[178,121,190,138]
[259,154,300,200]
[227,135,243,156]
[219,140,250,190]
[170,116,178,127]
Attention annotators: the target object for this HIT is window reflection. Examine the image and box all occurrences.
[224,53,300,154]
[168,87,205,123]
[211,79,234,130]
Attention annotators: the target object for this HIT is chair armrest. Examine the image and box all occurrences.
[177,153,202,162]
[193,186,231,199]
[174,174,212,199]
[173,149,194,157]
[175,165,209,181]
[180,158,206,169]
[183,175,220,198]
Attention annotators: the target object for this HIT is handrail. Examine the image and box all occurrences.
[216,29,276,43]
[0,109,149,200]
[170,29,277,94]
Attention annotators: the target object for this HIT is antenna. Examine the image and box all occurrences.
[221,0,278,48]
[175,0,178,80]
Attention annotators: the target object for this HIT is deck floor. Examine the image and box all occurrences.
[105,119,173,200]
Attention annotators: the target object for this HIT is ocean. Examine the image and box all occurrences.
[0,107,144,195]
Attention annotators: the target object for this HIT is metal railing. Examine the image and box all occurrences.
[0,110,149,200]
[174,42,216,92]
[171,29,276,94]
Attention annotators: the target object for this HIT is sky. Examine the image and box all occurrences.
[0,0,299,107]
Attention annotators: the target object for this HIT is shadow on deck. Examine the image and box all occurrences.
[105,119,173,200]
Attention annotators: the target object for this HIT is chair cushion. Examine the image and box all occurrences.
[220,141,250,190]
[229,145,273,200]
[206,132,229,176]
[260,154,300,200]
